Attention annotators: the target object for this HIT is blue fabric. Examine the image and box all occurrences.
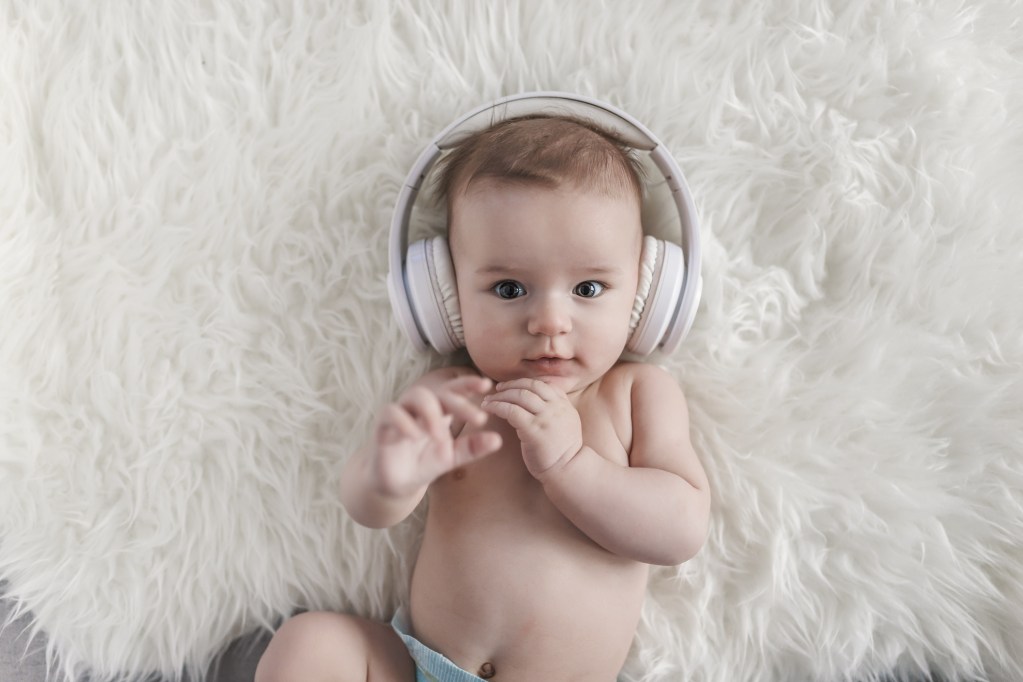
[391,607,486,682]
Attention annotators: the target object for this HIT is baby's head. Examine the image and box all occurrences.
[433,116,648,392]
[434,115,645,222]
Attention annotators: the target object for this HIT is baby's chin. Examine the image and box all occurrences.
[530,374,591,396]
[492,370,600,399]
[471,355,621,393]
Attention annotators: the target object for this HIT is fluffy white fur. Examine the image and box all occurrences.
[1,1,1021,681]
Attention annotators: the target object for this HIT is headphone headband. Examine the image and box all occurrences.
[388,91,702,354]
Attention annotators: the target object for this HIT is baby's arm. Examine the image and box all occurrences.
[340,368,501,529]
[485,364,709,565]
[547,364,709,565]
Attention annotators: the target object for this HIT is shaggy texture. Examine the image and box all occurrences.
[1,1,1021,681]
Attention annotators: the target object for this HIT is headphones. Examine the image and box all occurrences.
[387,91,702,357]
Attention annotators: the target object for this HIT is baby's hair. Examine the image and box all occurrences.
[433,114,645,212]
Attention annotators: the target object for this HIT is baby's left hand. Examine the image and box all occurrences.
[481,378,583,479]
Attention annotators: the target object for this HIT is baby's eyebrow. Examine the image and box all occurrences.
[474,264,626,276]
[581,265,625,275]
[475,264,519,275]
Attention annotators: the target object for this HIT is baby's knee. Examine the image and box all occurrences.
[255,611,371,682]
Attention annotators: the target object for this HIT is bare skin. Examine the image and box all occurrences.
[256,183,710,682]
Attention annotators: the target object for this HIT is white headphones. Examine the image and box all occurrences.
[387,91,702,356]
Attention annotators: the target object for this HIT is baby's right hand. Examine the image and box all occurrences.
[370,375,502,498]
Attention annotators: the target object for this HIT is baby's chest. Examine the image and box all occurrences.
[578,404,631,466]
[575,380,634,461]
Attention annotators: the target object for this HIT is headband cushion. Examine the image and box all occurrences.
[630,235,659,334]
[429,236,464,349]
[627,237,685,356]
[405,237,463,354]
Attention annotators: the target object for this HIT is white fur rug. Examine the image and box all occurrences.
[2,1,1021,681]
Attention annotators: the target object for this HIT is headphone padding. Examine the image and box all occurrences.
[405,237,464,354]
[630,236,659,334]
[627,237,685,356]
[429,236,464,349]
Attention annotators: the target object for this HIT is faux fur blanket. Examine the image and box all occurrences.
[2,1,1021,681]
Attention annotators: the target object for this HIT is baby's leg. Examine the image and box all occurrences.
[255,611,415,682]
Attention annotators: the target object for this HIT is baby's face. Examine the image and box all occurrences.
[449,181,642,396]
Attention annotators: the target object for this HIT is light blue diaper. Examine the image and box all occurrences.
[391,607,486,682]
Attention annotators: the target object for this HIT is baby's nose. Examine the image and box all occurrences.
[527,296,572,336]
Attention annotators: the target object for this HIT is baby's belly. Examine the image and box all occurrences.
[409,487,649,681]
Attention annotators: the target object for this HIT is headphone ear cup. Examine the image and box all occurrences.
[629,235,659,335]
[628,236,685,356]
[405,237,464,353]
[429,237,464,349]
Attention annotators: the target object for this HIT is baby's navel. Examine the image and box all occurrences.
[478,661,495,679]
[452,468,467,481]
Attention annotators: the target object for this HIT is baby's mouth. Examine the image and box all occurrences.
[524,356,573,375]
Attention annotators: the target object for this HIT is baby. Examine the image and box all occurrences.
[256,115,710,681]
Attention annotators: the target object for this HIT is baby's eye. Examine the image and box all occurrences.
[573,281,606,298]
[493,280,526,299]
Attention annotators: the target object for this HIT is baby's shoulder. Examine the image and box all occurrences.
[600,361,680,399]
[581,363,678,454]
[594,363,687,428]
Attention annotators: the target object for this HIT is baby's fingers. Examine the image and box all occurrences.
[480,398,535,431]
[494,378,561,401]
[443,376,495,402]
[438,389,489,428]
[377,404,423,441]
[398,387,449,440]
[452,430,502,464]
[444,375,494,398]
[482,386,546,415]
